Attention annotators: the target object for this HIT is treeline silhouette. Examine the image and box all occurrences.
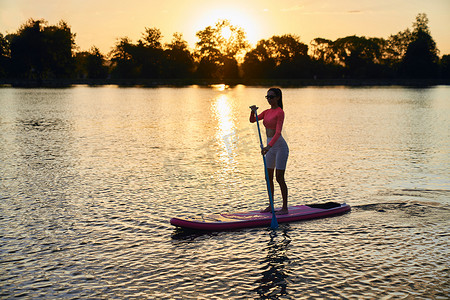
[0,14,449,85]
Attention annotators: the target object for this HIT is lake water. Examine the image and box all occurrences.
[0,85,449,299]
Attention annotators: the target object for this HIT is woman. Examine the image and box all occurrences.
[250,88,289,215]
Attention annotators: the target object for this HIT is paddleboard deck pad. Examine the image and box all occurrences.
[170,202,350,231]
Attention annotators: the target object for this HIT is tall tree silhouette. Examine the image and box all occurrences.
[195,19,249,79]
[164,33,195,78]
[9,19,75,80]
[110,37,139,78]
[138,27,165,78]
[381,28,412,76]
[401,13,439,78]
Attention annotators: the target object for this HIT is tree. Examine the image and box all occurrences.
[412,13,432,35]
[440,55,450,79]
[0,33,11,77]
[308,38,347,79]
[9,19,44,79]
[110,37,140,78]
[195,19,249,79]
[242,39,277,78]
[196,19,249,61]
[164,33,194,78]
[333,35,384,78]
[400,13,439,78]
[9,19,75,80]
[42,21,76,78]
[401,30,438,78]
[135,27,165,78]
[270,35,308,64]
[216,20,249,61]
[242,34,310,79]
[110,28,192,79]
[270,34,310,78]
[141,27,162,49]
[75,46,108,79]
[383,28,412,69]
[310,38,336,64]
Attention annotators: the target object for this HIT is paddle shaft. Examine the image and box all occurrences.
[253,109,278,229]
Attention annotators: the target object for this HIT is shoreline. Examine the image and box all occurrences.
[1,78,449,88]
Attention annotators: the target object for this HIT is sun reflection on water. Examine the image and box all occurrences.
[211,93,235,144]
[211,84,229,91]
[209,93,242,186]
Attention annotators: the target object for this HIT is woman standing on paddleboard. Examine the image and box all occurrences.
[250,88,289,215]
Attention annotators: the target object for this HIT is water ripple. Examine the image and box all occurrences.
[1,86,449,299]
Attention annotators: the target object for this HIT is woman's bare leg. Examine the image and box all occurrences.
[260,168,275,212]
[275,169,288,215]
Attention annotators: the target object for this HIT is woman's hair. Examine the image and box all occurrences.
[268,87,283,109]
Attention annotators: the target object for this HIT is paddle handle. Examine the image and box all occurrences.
[251,107,278,229]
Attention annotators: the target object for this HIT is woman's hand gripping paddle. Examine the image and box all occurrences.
[250,106,278,229]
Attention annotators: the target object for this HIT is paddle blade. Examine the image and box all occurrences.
[270,215,278,229]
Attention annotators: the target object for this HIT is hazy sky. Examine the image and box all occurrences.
[1,0,449,55]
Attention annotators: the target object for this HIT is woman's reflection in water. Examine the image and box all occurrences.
[255,226,291,299]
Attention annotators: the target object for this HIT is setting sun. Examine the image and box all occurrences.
[192,6,261,46]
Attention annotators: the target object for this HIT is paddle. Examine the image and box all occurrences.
[250,106,278,229]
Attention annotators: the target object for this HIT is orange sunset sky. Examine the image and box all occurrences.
[1,0,449,55]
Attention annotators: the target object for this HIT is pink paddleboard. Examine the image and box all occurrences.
[170,203,351,231]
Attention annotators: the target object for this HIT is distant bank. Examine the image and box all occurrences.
[1,78,449,88]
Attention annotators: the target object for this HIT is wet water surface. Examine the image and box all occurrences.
[1,85,449,299]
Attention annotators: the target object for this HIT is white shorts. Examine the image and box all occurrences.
[266,136,289,170]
